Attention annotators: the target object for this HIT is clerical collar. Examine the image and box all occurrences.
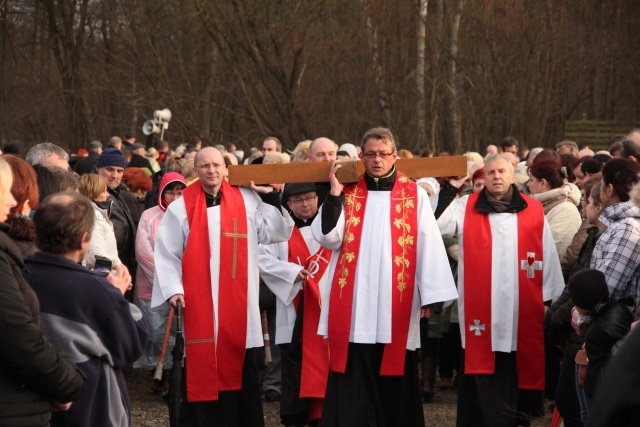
[475,184,527,214]
[364,166,396,191]
[205,191,221,207]
[292,211,317,228]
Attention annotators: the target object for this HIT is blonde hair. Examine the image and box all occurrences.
[263,151,290,165]
[397,149,414,159]
[0,157,13,200]
[291,140,311,163]
[79,174,107,201]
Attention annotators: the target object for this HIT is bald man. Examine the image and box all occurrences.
[152,147,293,426]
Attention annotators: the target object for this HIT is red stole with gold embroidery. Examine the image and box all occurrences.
[328,172,418,375]
[287,226,330,399]
[462,191,545,390]
[182,180,249,401]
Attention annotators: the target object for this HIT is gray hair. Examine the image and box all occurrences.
[88,140,102,151]
[484,154,515,174]
[25,142,69,166]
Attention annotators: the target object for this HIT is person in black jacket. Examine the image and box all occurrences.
[0,157,86,426]
[568,268,633,419]
[25,191,148,427]
[95,148,138,287]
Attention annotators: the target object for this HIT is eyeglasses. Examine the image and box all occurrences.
[362,151,395,159]
[289,195,316,205]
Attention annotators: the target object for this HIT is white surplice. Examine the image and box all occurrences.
[259,226,331,345]
[436,194,564,352]
[311,186,458,351]
[151,187,294,349]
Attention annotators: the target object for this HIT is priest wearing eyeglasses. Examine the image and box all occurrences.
[312,127,458,426]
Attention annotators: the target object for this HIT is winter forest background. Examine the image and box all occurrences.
[1,0,638,153]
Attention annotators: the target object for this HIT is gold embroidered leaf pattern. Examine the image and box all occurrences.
[347,216,361,227]
[398,176,410,183]
[393,218,404,229]
[394,255,403,267]
[345,232,355,243]
[343,251,356,263]
[395,204,402,214]
[404,235,414,246]
[355,202,362,211]
[404,199,414,209]
[339,277,347,287]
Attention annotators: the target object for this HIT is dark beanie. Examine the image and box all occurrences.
[568,268,610,311]
[96,147,127,169]
[284,182,317,198]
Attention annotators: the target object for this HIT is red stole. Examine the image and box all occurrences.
[462,191,545,390]
[328,172,418,375]
[287,227,330,399]
[182,180,249,402]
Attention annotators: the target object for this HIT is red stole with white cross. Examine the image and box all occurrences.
[328,172,418,375]
[182,180,248,401]
[287,226,331,400]
[462,191,545,390]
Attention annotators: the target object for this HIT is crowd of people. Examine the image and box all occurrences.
[2,128,640,427]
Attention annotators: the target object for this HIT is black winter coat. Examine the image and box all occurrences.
[584,299,633,398]
[0,223,85,426]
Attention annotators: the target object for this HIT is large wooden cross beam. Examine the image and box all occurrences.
[227,156,467,186]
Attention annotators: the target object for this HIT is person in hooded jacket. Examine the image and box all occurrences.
[527,159,582,262]
[133,172,187,378]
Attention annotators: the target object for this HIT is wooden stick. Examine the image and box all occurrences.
[261,310,272,364]
[154,306,175,380]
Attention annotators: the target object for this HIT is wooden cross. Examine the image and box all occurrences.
[221,218,248,279]
[227,156,467,186]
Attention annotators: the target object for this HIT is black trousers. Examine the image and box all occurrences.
[178,348,264,427]
[320,343,424,427]
[456,350,543,427]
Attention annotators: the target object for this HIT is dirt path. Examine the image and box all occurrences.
[127,370,552,426]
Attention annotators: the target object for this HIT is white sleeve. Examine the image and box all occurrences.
[542,217,565,301]
[151,200,188,308]
[258,242,303,306]
[311,205,346,251]
[244,188,294,245]
[416,189,459,307]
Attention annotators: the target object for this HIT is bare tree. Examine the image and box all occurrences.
[362,0,391,129]
[415,0,428,150]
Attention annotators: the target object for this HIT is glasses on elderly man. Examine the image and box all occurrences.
[289,195,317,205]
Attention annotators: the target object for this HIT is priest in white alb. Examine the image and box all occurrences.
[259,182,331,426]
[312,127,458,427]
[151,147,293,426]
[435,154,564,427]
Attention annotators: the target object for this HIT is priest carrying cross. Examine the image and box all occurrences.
[436,154,565,427]
[151,147,294,426]
[312,127,458,426]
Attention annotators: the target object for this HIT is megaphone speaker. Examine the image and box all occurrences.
[142,120,160,135]
[154,108,172,122]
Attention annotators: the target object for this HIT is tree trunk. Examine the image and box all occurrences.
[415,0,428,150]
[444,0,464,154]
[362,0,391,129]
